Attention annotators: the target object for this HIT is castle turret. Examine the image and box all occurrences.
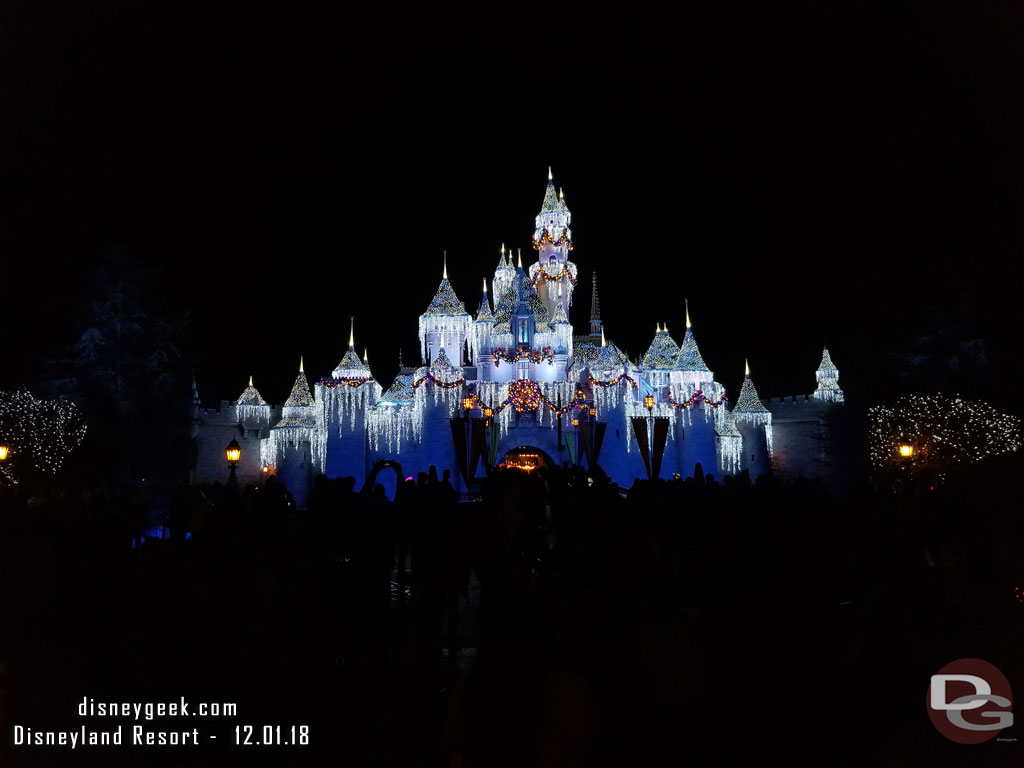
[236,375,272,426]
[265,358,317,507]
[530,170,577,319]
[589,272,603,342]
[812,347,844,403]
[492,244,515,305]
[673,301,713,387]
[548,283,572,356]
[470,278,495,365]
[419,255,472,366]
[322,318,381,479]
[731,360,772,477]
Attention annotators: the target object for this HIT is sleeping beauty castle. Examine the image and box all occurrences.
[191,170,845,506]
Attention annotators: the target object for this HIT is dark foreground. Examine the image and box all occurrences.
[2,460,1023,767]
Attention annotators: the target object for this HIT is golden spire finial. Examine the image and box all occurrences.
[483,277,488,293]
[517,248,522,268]
[443,252,448,280]
[363,348,368,365]
[601,328,606,348]
[248,375,253,387]
[299,356,304,374]
[349,316,355,349]
[685,298,691,329]
[745,358,750,377]
[559,187,564,201]
[548,166,553,181]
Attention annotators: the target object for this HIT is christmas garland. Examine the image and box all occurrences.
[494,381,587,415]
[588,373,638,389]
[320,376,374,389]
[412,374,467,390]
[492,347,555,366]
[667,390,728,409]
[531,228,574,251]
[529,265,577,286]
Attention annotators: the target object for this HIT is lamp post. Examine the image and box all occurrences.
[0,444,8,462]
[899,444,914,458]
[460,395,474,494]
[226,438,241,488]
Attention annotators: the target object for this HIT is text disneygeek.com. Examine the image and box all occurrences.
[10,697,310,750]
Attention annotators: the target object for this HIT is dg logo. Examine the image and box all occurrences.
[927,658,1014,744]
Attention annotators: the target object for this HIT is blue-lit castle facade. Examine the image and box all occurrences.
[191,172,845,506]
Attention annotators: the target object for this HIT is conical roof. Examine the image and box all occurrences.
[540,176,560,213]
[818,347,838,374]
[236,377,267,406]
[332,348,372,380]
[428,346,464,385]
[476,281,494,322]
[422,277,469,317]
[284,370,313,407]
[676,328,710,372]
[379,374,415,404]
[642,327,679,370]
[733,375,769,414]
[549,296,570,325]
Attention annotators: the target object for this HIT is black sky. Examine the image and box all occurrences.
[1,2,1021,409]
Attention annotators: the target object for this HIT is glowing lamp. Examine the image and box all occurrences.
[644,395,655,410]
[899,444,914,457]
[261,464,271,474]
[484,407,493,418]
[462,397,474,412]
[589,407,596,417]
[226,438,241,465]
[572,418,579,427]
[0,444,8,461]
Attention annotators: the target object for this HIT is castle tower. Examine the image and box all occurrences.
[419,256,472,365]
[589,272,603,342]
[322,319,381,479]
[641,324,680,391]
[236,375,272,427]
[731,360,773,478]
[470,278,495,366]
[530,169,577,319]
[265,357,317,507]
[548,283,572,357]
[673,302,714,388]
[492,244,515,305]
[812,347,844,403]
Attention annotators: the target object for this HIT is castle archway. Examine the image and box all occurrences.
[499,445,556,473]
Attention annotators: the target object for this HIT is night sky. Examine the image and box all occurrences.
[1,3,1021,410]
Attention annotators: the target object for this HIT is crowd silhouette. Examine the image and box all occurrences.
[1,451,1022,766]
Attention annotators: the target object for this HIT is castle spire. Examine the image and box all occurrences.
[349,316,355,349]
[812,346,844,403]
[540,168,560,213]
[675,303,712,381]
[476,277,494,322]
[517,248,523,269]
[443,251,448,280]
[733,361,770,417]
[283,361,314,408]
[589,272,603,339]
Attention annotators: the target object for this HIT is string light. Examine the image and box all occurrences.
[0,389,87,479]
[868,393,1020,471]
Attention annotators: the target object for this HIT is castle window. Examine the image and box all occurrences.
[518,361,529,380]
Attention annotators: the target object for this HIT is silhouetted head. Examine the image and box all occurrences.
[442,469,451,482]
